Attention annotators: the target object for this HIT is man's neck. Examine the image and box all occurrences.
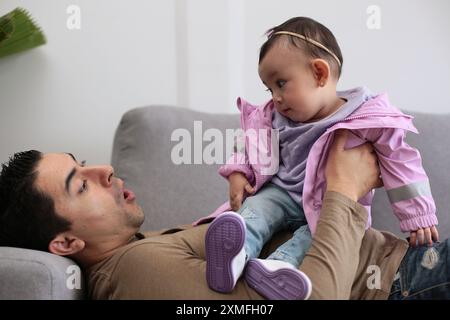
[74,233,138,268]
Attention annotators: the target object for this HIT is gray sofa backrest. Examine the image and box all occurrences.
[111,105,239,232]
[112,105,450,238]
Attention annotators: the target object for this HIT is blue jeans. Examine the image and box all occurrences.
[237,182,312,267]
[389,238,450,299]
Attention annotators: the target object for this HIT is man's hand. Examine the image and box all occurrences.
[409,226,439,247]
[325,130,383,202]
[228,172,255,211]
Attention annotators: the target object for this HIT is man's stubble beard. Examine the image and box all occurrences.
[125,206,145,229]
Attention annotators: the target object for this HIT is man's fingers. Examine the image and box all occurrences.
[360,141,375,153]
[332,130,349,152]
[424,228,432,246]
[359,142,377,163]
[409,231,417,247]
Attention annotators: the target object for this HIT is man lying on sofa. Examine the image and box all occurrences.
[0,131,448,299]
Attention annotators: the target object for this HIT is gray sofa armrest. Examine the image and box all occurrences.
[0,247,85,300]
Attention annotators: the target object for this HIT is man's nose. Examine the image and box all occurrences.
[101,165,114,187]
[86,165,114,187]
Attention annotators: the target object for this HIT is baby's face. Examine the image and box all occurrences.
[258,40,322,123]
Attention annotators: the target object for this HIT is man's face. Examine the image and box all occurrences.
[35,153,144,246]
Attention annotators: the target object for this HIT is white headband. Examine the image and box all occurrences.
[272,31,342,67]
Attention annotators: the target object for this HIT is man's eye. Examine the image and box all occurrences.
[276,80,286,88]
[79,180,87,194]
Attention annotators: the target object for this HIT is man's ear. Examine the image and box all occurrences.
[311,58,330,87]
[48,233,85,256]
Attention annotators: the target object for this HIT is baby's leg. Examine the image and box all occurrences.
[238,182,301,259]
[242,205,313,300]
[266,224,312,267]
[205,182,299,293]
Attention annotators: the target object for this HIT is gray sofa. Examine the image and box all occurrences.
[1,105,449,299]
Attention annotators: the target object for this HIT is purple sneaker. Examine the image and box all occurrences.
[245,258,312,300]
[205,211,247,293]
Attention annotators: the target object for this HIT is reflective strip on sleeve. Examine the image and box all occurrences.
[387,180,432,203]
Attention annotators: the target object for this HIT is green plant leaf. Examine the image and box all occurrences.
[0,7,46,58]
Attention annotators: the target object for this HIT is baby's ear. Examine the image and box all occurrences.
[311,58,330,85]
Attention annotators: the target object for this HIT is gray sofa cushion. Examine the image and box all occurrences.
[0,247,84,300]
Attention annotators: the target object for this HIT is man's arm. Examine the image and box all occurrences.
[299,191,368,299]
[299,130,382,299]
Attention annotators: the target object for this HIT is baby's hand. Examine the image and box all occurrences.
[409,225,439,247]
[228,172,255,211]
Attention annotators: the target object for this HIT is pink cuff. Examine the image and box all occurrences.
[218,153,255,184]
[399,213,438,232]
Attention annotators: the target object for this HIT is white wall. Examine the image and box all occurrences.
[1,0,449,165]
[240,0,450,109]
[0,0,177,164]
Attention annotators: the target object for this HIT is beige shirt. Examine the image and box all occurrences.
[86,193,409,300]
[351,228,409,299]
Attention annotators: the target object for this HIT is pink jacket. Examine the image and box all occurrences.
[194,93,438,234]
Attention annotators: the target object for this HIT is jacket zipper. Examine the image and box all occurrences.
[343,112,413,122]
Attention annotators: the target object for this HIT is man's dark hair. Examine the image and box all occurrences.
[0,150,71,252]
[259,17,343,79]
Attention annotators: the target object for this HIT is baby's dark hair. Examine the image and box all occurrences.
[259,17,343,80]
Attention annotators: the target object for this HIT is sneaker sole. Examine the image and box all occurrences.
[205,213,245,293]
[245,259,312,300]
